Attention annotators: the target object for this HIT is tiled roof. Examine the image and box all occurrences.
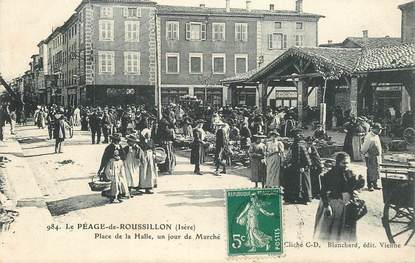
[356,43,415,71]
[156,5,323,18]
[345,37,402,48]
[290,47,362,72]
[222,43,415,83]
[221,67,265,84]
[399,1,415,9]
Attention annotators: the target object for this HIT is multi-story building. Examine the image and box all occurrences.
[61,14,80,107]
[31,0,322,107]
[44,27,64,104]
[35,40,48,104]
[158,0,323,106]
[76,0,157,106]
[399,0,415,43]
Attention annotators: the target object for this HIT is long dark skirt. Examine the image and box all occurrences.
[158,141,176,173]
[310,168,322,198]
[283,166,312,202]
[314,196,356,241]
[190,142,205,165]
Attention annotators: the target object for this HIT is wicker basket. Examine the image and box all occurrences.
[88,176,111,192]
[154,147,167,164]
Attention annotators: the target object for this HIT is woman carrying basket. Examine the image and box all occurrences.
[97,133,125,197]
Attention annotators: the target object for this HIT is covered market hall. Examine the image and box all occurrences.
[221,43,415,130]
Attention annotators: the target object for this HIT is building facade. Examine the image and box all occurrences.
[158,0,322,106]
[61,14,80,108]
[76,0,157,106]
[23,0,322,108]
[400,0,415,43]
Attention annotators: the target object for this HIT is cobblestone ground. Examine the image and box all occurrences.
[0,125,413,262]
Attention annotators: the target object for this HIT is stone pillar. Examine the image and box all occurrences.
[188,86,194,96]
[256,85,261,108]
[407,72,415,127]
[297,80,305,124]
[222,86,228,106]
[349,76,358,116]
[227,85,234,105]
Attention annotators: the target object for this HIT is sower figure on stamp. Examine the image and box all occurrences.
[236,193,274,252]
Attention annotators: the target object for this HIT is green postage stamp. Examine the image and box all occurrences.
[226,188,283,256]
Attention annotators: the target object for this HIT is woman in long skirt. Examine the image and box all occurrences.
[123,134,144,194]
[190,120,206,175]
[249,134,267,188]
[265,131,284,188]
[104,150,130,203]
[314,152,364,241]
[139,128,157,194]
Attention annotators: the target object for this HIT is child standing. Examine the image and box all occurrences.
[105,150,130,203]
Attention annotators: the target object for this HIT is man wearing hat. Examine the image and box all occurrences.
[361,123,383,191]
[53,109,68,154]
[313,123,328,141]
[89,109,103,144]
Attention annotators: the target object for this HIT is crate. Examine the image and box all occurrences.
[388,140,407,151]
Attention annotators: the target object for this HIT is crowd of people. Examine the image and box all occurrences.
[9,100,391,241]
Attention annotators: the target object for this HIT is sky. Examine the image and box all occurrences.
[0,0,410,80]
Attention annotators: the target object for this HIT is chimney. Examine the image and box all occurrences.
[246,0,251,11]
[295,0,303,13]
[328,40,333,44]
[362,30,369,40]
[200,3,206,8]
[226,0,230,12]
[270,4,275,11]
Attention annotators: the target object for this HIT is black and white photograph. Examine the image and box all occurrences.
[0,0,414,262]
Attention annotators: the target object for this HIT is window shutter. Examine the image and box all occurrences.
[166,23,171,40]
[175,23,179,40]
[201,23,207,40]
[268,34,273,49]
[124,52,127,75]
[283,34,287,49]
[185,23,190,40]
[123,7,128,17]
[242,24,248,42]
[111,52,115,75]
[235,25,239,41]
[136,8,141,17]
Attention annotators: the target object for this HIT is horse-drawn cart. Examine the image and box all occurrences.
[380,163,415,246]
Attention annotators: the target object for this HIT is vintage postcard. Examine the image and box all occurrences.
[0,0,414,262]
